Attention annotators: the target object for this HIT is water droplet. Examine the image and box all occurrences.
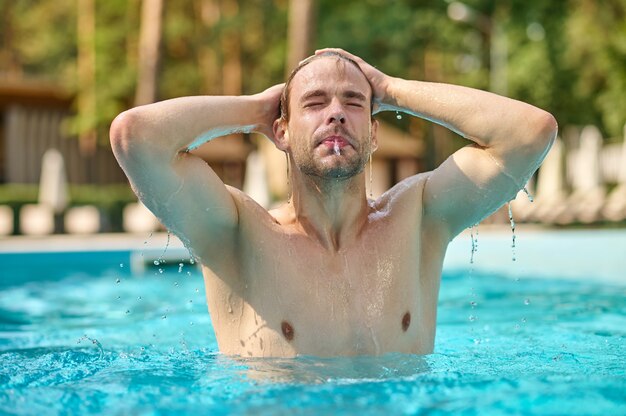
[116,278,121,284]
[333,141,340,156]
[188,299,193,303]
[524,298,530,305]
[190,258,195,265]
[523,186,534,202]
[470,301,477,307]
[119,263,124,268]
[469,315,477,322]
[137,296,142,300]
[174,281,179,287]
[507,202,517,262]
[395,111,402,120]
[125,309,130,314]
[190,321,194,326]
[162,315,167,319]
[178,263,184,273]
[469,224,479,264]
[159,268,164,274]
[521,317,527,323]
[117,296,121,300]
[195,288,199,293]
[153,260,160,266]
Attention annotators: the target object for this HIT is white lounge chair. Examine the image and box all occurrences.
[602,124,626,222]
[0,205,14,236]
[19,204,55,235]
[65,205,101,234]
[243,150,270,208]
[123,201,161,233]
[525,138,569,224]
[558,125,606,224]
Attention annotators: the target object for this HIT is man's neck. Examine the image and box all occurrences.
[288,170,371,252]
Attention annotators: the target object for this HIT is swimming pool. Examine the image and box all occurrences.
[1,229,625,415]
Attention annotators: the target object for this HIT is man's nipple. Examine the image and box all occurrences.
[402,312,411,332]
[281,320,295,341]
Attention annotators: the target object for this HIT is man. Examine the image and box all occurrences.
[110,48,557,357]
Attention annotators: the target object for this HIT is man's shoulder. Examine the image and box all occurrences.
[379,171,431,205]
[227,185,287,228]
[368,171,432,222]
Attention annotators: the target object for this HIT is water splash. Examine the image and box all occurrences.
[470,224,479,264]
[333,141,340,156]
[156,231,172,266]
[141,231,153,260]
[77,335,104,360]
[507,202,517,262]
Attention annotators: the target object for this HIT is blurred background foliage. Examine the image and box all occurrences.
[1,0,624,144]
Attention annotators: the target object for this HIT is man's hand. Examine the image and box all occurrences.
[315,48,396,114]
[253,83,284,141]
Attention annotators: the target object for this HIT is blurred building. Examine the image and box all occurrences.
[0,80,125,185]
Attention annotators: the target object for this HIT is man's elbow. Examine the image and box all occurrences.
[538,111,558,142]
[110,110,141,157]
[528,110,558,155]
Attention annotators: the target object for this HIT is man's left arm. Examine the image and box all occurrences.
[386,78,557,238]
[316,48,557,239]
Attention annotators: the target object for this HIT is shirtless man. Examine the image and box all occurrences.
[110,48,557,357]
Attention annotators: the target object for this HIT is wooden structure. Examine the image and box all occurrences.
[0,81,126,184]
[0,80,252,187]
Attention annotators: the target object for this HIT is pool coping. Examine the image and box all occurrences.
[0,224,548,253]
[2,225,625,285]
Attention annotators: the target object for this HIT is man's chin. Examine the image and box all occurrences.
[302,162,365,180]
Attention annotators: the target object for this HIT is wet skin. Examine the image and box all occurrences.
[202,174,445,357]
[202,58,444,357]
[110,50,556,358]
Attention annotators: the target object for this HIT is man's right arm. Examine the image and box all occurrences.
[109,86,282,264]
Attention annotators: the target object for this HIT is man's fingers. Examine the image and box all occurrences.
[315,48,360,62]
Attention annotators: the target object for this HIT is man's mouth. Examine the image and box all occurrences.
[319,136,350,149]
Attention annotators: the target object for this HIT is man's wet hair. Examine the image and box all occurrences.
[279,51,373,122]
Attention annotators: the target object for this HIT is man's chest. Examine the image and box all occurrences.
[222,232,430,355]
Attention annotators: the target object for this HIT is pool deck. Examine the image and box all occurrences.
[2,225,625,284]
[0,224,544,253]
[0,231,186,253]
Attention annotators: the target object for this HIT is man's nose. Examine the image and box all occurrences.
[326,99,346,125]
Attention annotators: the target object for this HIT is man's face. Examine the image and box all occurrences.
[282,57,378,180]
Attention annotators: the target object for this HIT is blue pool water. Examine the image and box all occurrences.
[1,230,625,415]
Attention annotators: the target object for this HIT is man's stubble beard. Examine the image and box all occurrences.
[291,127,373,180]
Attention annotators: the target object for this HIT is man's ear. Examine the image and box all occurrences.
[370,119,379,153]
[273,118,289,151]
